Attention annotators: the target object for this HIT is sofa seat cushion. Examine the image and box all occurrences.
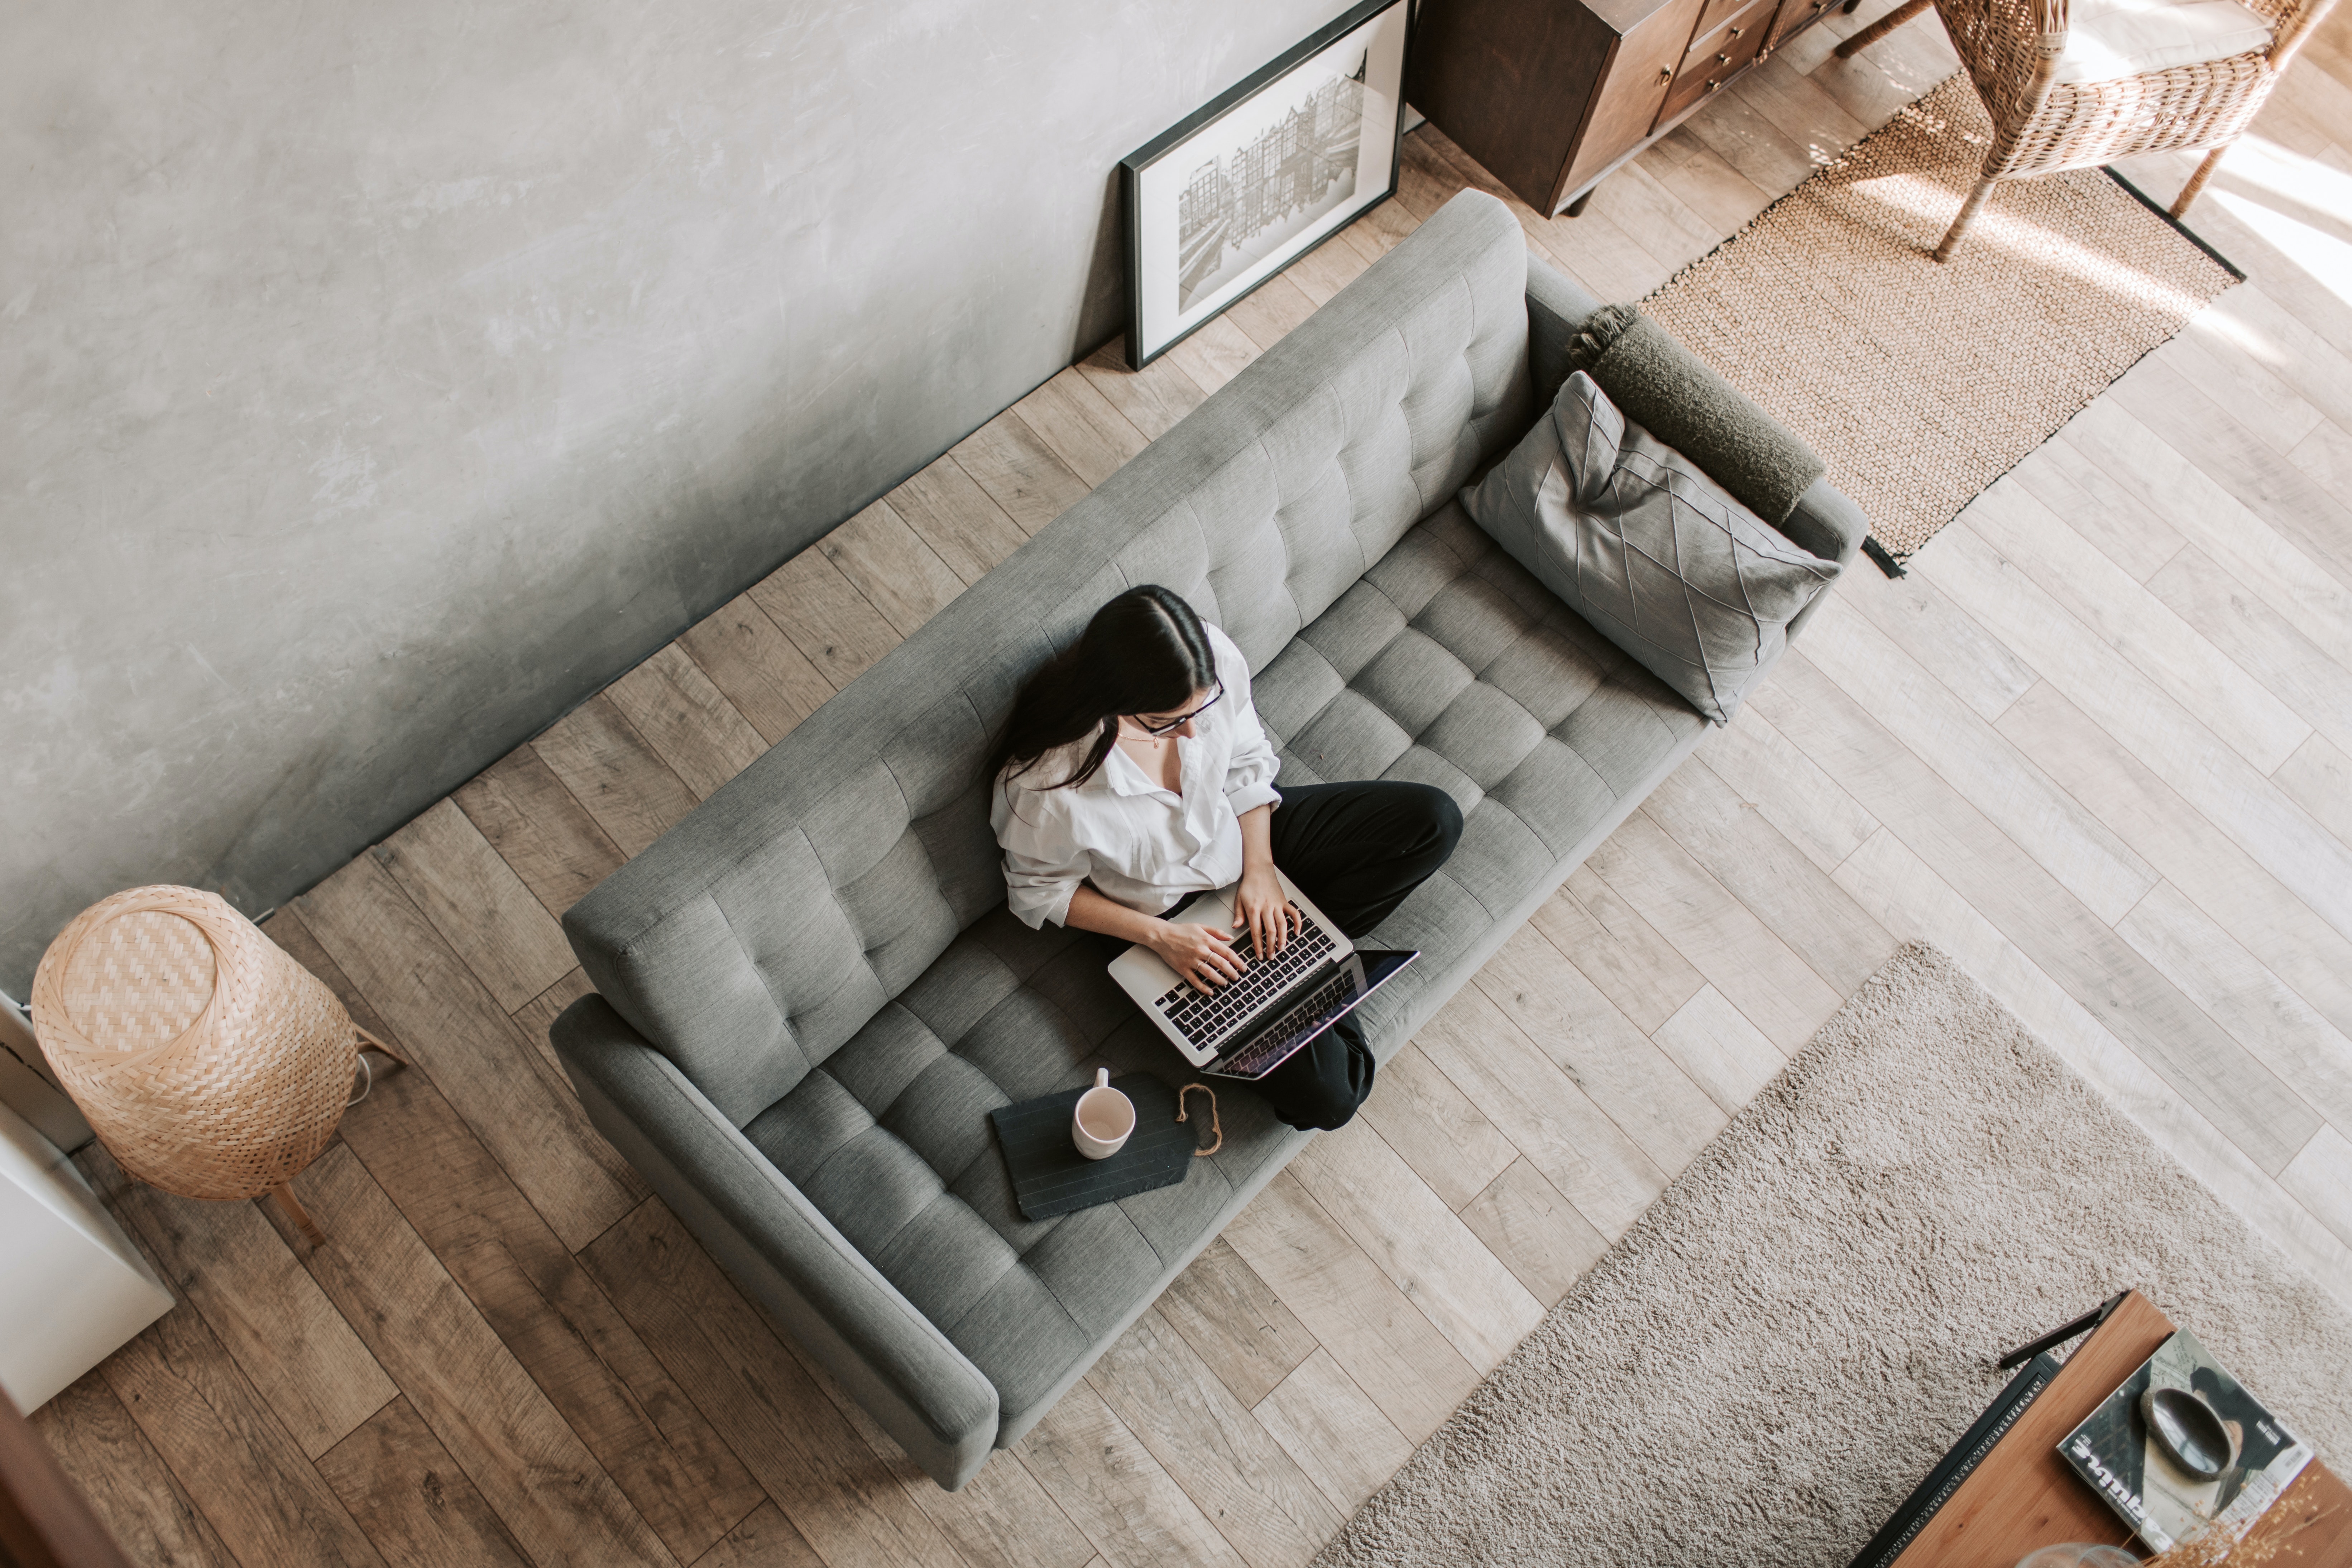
[739,907,1306,1428]
[1253,499,1708,1044]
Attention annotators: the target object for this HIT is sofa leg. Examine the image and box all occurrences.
[1835,0,1933,57]
[1933,175,1997,262]
[2169,143,2231,217]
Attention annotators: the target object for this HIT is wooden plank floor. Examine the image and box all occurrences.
[35,7,2352,1562]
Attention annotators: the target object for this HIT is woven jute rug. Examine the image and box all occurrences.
[1313,945,2352,1568]
[1640,75,2239,562]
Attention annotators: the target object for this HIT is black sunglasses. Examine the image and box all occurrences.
[1132,680,1225,736]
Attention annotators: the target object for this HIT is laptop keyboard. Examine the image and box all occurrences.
[1154,918,1337,1051]
[1219,970,1355,1078]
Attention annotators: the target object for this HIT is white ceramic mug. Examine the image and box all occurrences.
[1072,1069,1136,1160]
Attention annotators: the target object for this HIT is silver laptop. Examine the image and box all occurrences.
[1107,869,1418,1081]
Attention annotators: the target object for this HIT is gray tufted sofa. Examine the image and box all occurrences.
[551,190,1867,1491]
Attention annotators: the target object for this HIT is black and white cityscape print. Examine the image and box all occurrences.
[1175,54,1368,311]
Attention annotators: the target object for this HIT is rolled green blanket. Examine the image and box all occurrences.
[1566,304,1825,526]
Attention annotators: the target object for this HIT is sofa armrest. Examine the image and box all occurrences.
[1783,476,1870,639]
[1525,253,1603,409]
[551,994,1001,1489]
[1783,476,1868,570]
[1523,246,1866,637]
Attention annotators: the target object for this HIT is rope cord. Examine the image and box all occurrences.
[1177,1082,1222,1156]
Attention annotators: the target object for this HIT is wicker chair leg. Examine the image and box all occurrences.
[270,1182,327,1248]
[2170,143,2232,217]
[1934,176,1999,261]
[1834,0,1934,58]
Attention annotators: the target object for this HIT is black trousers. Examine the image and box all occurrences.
[1247,781,1462,1132]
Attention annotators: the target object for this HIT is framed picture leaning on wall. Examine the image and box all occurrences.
[1120,0,1411,368]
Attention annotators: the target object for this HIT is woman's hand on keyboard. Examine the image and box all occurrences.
[1150,919,1247,993]
[1234,864,1302,961]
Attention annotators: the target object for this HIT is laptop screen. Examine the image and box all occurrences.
[1223,951,1418,1072]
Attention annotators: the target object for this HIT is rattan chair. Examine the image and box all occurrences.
[1835,0,2340,259]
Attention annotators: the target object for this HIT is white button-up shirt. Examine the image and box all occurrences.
[992,623,1283,929]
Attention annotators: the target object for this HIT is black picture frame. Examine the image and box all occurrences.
[1120,0,1413,369]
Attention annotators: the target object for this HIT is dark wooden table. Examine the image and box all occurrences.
[1884,1291,2352,1568]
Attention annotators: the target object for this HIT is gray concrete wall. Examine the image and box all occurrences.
[2,0,1351,992]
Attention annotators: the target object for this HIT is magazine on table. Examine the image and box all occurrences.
[2057,1327,2313,1552]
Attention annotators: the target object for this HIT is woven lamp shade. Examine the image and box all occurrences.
[30,886,361,1202]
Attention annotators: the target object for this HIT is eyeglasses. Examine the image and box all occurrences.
[1132,681,1224,736]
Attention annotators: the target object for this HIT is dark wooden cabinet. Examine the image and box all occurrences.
[1769,0,1841,48]
[1659,0,1774,120]
[1409,0,1845,215]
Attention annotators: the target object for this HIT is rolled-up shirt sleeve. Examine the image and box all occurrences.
[1212,625,1283,817]
[991,777,1091,929]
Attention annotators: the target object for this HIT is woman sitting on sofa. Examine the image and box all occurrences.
[987,584,1461,1132]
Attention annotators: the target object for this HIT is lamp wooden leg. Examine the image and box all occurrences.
[270,1183,326,1248]
[2170,143,2231,217]
[1834,0,1933,58]
[1934,175,1998,261]
[354,1025,408,1071]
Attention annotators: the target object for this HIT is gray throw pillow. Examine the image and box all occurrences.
[1461,372,1840,724]
[1568,303,1826,526]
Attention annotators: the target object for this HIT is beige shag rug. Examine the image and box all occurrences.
[1314,945,2352,1568]
[1641,75,2238,561]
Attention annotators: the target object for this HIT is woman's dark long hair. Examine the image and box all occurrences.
[989,585,1217,791]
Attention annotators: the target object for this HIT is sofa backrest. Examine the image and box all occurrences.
[561,191,1536,1126]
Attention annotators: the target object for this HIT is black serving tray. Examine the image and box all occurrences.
[990,1073,1202,1221]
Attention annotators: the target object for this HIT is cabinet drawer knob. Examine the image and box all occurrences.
[1728,24,1745,35]
[1706,77,1723,89]
[1716,49,1731,61]
[1659,64,1674,81]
